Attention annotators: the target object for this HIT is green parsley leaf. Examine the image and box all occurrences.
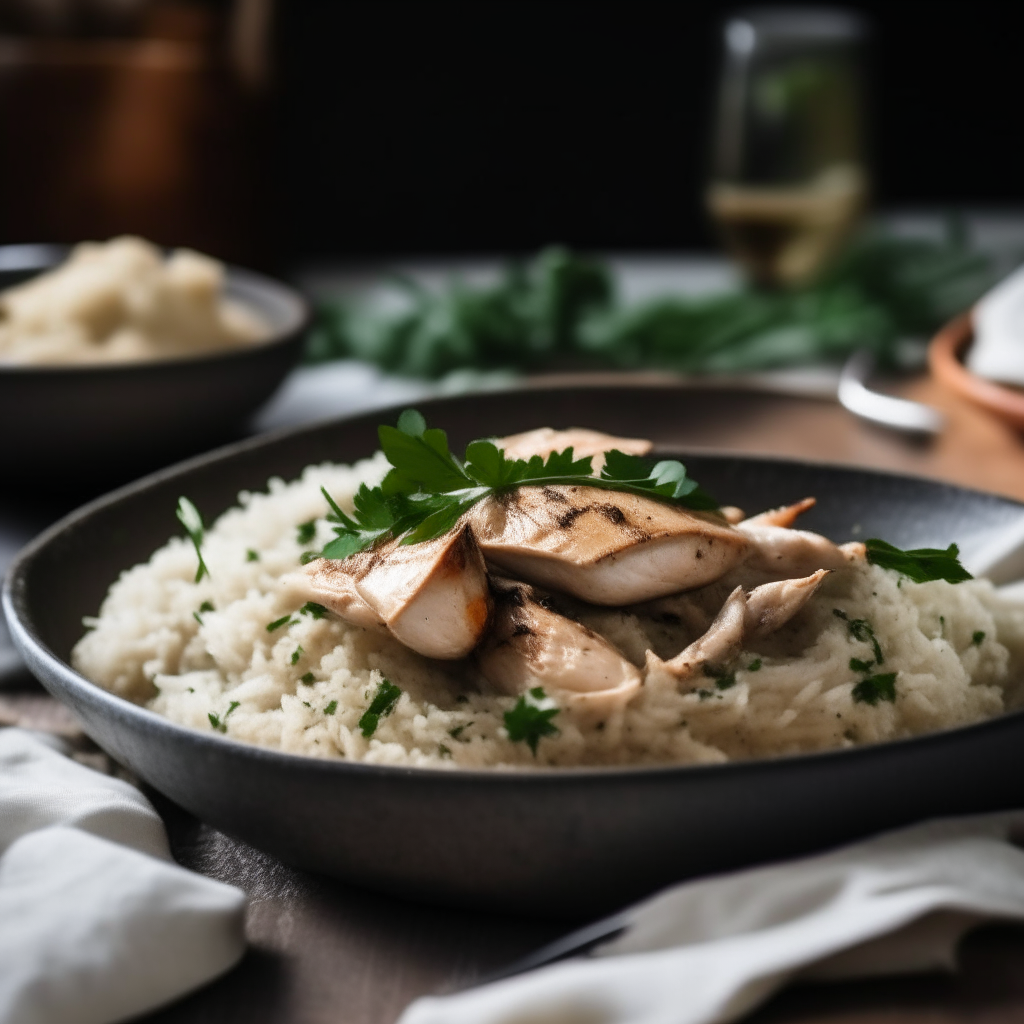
[449,724,466,739]
[503,687,559,755]
[290,645,304,665]
[746,659,762,672]
[849,657,874,673]
[266,615,293,633]
[600,450,719,510]
[176,496,209,582]
[852,672,897,705]
[865,539,972,584]
[246,549,260,562]
[296,520,317,545]
[301,672,315,684]
[319,411,721,559]
[300,551,321,565]
[300,601,329,619]
[972,630,986,646]
[438,744,452,758]
[324,700,338,715]
[358,678,402,737]
[199,600,214,613]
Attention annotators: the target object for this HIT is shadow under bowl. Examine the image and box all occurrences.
[0,244,309,487]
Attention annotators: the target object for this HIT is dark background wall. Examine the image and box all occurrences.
[275,1,1024,261]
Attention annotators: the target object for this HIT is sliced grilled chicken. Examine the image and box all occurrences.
[302,524,492,659]
[467,485,748,605]
[646,570,830,682]
[477,577,641,710]
[497,427,652,470]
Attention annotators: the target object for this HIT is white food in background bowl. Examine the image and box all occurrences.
[0,236,268,365]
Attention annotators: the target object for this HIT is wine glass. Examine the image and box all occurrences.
[707,8,869,288]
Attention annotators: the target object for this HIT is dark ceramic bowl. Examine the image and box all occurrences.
[0,244,308,485]
[6,387,1024,918]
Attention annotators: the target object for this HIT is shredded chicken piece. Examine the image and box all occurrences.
[741,497,817,529]
[646,570,830,683]
[477,577,641,713]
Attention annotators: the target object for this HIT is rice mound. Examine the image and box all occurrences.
[72,455,1024,769]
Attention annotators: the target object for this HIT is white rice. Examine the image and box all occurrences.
[72,455,1024,769]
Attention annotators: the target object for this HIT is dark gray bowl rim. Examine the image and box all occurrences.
[0,244,310,374]
[6,399,1024,788]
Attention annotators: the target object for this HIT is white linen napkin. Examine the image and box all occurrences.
[0,728,246,1024]
[400,811,1024,1024]
[967,263,1024,386]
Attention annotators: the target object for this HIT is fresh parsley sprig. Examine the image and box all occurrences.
[176,497,209,583]
[504,687,560,755]
[320,410,718,558]
[865,539,972,584]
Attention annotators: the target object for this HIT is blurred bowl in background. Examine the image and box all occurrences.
[0,244,308,486]
[929,312,1024,431]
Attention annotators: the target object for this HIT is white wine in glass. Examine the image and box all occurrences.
[708,9,868,288]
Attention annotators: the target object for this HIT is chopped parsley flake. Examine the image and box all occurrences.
[208,700,240,733]
[324,700,338,715]
[300,601,328,619]
[972,630,986,646]
[697,688,714,701]
[865,539,972,584]
[300,551,321,565]
[359,678,402,737]
[246,549,260,562]
[747,659,762,672]
[503,687,560,754]
[301,672,315,684]
[176,496,209,582]
[703,663,736,690]
[303,701,311,708]
[439,744,452,758]
[449,725,466,739]
[849,657,874,673]
[852,672,897,706]
[290,645,304,665]
[192,611,203,625]
[266,615,293,632]
[834,609,883,664]
[296,520,317,545]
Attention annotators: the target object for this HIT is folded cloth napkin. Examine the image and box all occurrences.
[967,263,1024,386]
[0,728,246,1024]
[400,811,1024,1024]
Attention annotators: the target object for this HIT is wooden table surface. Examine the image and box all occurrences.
[4,376,1024,1023]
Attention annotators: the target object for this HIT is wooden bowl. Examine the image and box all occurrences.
[929,312,1024,430]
